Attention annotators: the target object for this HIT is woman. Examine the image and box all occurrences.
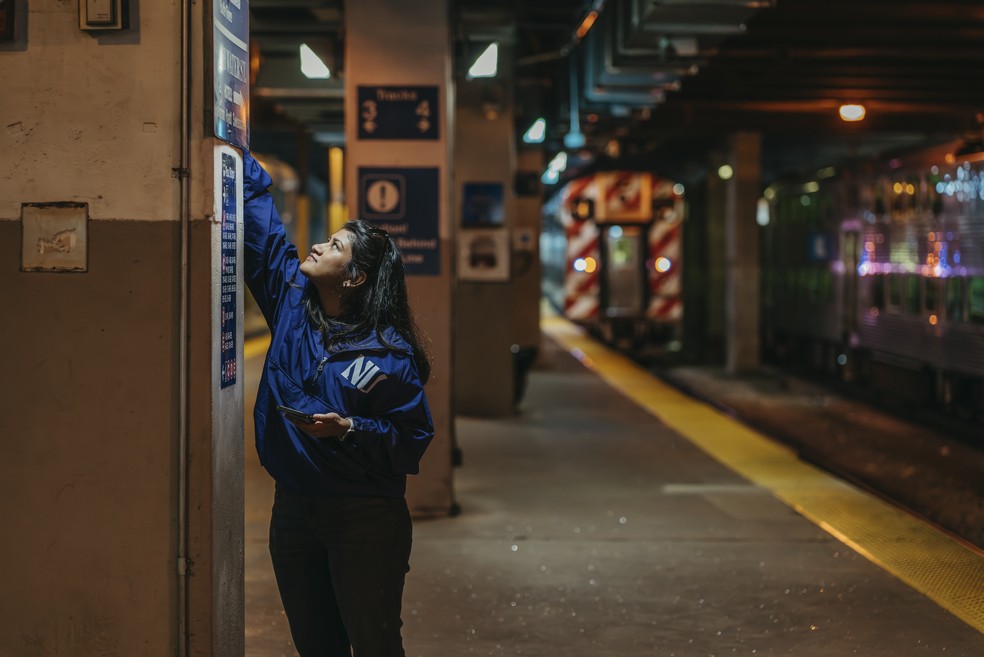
[243,152,434,657]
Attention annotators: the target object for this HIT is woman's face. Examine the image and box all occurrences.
[299,229,357,287]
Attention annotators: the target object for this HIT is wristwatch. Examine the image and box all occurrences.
[341,417,356,442]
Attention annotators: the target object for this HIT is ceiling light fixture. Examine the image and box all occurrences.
[573,0,606,44]
[523,118,546,144]
[467,43,499,79]
[299,44,331,79]
[839,104,865,122]
[575,10,599,40]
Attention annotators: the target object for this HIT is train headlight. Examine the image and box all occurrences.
[573,257,597,274]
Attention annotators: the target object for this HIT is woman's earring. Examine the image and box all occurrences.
[342,281,352,288]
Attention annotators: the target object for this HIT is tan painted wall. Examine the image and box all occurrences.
[345,0,455,517]
[0,2,243,655]
[0,0,181,223]
[0,221,180,656]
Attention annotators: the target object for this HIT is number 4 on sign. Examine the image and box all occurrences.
[416,99,431,133]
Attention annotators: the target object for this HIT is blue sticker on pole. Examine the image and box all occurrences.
[220,153,238,387]
[359,167,440,276]
[357,86,439,140]
[212,0,250,149]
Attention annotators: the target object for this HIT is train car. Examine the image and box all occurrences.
[763,141,984,421]
[542,170,686,348]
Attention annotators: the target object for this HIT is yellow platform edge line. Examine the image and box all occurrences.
[542,313,984,634]
[244,333,271,361]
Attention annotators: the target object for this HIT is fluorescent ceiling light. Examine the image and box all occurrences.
[547,151,568,173]
[523,118,546,144]
[300,43,331,79]
[468,43,498,79]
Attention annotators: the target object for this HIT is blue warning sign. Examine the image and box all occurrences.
[358,167,440,276]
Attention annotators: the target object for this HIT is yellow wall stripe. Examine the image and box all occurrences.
[542,313,984,634]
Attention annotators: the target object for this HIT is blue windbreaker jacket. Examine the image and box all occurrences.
[243,153,434,498]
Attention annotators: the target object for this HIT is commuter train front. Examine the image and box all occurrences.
[542,171,686,348]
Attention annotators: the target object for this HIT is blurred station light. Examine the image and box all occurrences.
[299,44,331,79]
[467,43,498,79]
[756,197,770,226]
[575,10,599,40]
[839,103,866,122]
[522,118,546,144]
[717,164,734,180]
[573,256,597,273]
[542,151,568,185]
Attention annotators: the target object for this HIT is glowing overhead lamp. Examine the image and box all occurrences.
[467,43,499,79]
[717,164,734,180]
[522,118,546,144]
[573,0,605,44]
[575,10,599,41]
[839,103,866,122]
[299,44,331,79]
[541,151,568,185]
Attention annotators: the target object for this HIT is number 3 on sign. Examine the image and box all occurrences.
[361,100,378,133]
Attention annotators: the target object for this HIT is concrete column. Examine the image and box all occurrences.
[704,152,728,362]
[0,2,244,655]
[344,0,455,516]
[453,47,520,416]
[725,132,762,374]
[513,148,544,352]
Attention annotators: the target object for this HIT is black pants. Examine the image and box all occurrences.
[269,485,413,657]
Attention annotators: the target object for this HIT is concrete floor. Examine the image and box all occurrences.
[244,335,984,656]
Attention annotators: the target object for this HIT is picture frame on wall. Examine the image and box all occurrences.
[0,0,13,41]
[458,228,510,282]
[461,182,505,228]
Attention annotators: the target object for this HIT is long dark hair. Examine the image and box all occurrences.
[304,220,431,383]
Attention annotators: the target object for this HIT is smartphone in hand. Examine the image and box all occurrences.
[276,404,314,424]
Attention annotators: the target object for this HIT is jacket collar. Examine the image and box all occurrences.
[329,326,412,357]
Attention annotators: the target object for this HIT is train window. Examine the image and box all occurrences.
[945,278,965,322]
[870,276,885,309]
[904,276,920,314]
[924,278,939,314]
[820,268,833,303]
[969,277,984,325]
[887,275,902,309]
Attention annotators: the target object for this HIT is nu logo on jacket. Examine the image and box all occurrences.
[341,355,389,393]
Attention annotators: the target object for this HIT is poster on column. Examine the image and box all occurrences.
[212,0,250,149]
[358,167,440,276]
[217,151,241,388]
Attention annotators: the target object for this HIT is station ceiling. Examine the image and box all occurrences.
[249,0,984,184]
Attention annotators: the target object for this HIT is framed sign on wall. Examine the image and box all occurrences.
[0,0,14,41]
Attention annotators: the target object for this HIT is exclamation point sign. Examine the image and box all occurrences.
[366,179,401,214]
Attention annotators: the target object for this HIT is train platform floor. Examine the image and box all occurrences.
[243,317,984,657]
